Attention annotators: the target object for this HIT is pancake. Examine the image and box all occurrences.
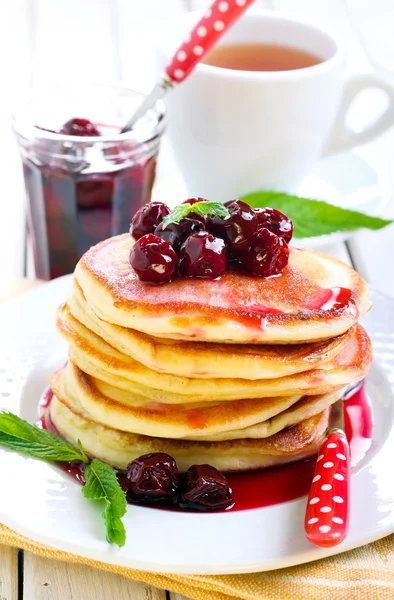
[50,363,306,439]
[50,363,343,440]
[56,308,372,400]
[75,234,371,344]
[184,387,345,441]
[50,392,330,472]
[67,281,351,379]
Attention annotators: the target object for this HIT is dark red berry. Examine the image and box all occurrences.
[181,197,208,225]
[129,234,178,283]
[206,200,257,253]
[223,200,257,252]
[126,453,179,504]
[154,218,205,252]
[181,197,204,206]
[178,232,226,279]
[180,464,234,511]
[130,202,171,240]
[205,214,228,240]
[240,227,289,277]
[254,207,293,243]
[60,118,101,136]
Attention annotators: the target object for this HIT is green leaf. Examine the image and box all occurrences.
[0,412,88,463]
[162,201,230,227]
[240,190,393,238]
[83,459,127,547]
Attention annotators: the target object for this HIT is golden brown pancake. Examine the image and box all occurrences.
[50,362,343,441]
[66,283,352,379]
[50,392,330,472]
[50,363,306,439]
[184,387,345,441]
[75,234,371,344]
[56,308,372,400]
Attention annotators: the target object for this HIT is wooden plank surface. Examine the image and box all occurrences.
[23,554,166,600]
[0,546,18,600]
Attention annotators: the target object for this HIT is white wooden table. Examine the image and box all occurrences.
[1,0,394,597]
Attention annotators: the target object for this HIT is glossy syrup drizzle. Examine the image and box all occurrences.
[39,382,371,511]
[304,287,352,311]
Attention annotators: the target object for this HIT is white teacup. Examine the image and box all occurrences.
[155,10,394,201]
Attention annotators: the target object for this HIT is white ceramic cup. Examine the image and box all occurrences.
[155,10,394,201]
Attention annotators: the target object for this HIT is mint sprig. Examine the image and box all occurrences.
[0,411,127,548]
[0,411,88,462]
[162,201,229,227]
[83,460,127,547]
[241,190,393,238]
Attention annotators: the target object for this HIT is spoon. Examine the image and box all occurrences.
[121,0,256,132]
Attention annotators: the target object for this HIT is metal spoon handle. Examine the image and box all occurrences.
[122,0,256,132]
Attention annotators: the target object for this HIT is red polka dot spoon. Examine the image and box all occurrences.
[121,0,256,132]
[304,395,351,547]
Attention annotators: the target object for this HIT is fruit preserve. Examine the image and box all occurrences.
[12,84,166,280]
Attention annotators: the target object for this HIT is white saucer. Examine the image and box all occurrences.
[153,149,391,249]
[0,278,394,574]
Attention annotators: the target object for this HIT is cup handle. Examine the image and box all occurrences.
[323,73,394,156]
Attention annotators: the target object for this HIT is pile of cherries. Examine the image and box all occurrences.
[129,198,293,283]
[126,452,234,511]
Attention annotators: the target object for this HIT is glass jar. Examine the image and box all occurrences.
[12,83,166,280]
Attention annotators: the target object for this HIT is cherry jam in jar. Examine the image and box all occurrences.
[12,84,166,280]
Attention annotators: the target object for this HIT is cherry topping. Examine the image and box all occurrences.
[206,199,257,253]
[254,207,293,243]
[154,218,205,252]
[130,202,171,240]
[181,197,208,225]
[224,199,257,252]
[60,118,101,137]
[126,453,179,504]
[178,231,226,279]
[182,197,204,206]
[241,227,289,277]
[180,464,234,511]
[129,234,178,283]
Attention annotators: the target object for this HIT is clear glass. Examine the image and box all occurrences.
[12,83,166,280]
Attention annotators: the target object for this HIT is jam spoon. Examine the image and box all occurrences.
[121,0,256,132]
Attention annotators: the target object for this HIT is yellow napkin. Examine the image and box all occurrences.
[3,281,394,599]
[2,523,394,600]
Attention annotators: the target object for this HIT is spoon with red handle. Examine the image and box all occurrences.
[304,398,350,547]
[121,0,256,132]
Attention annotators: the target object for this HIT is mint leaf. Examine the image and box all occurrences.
[0,412,88,462]
[83,459,127,547]
[241,190,393,238]
[162,201,230,227]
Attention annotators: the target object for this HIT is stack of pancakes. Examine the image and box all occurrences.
[49,234,372,472]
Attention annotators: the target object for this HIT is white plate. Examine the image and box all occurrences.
[153,149,391,249]
[0,276,394,575]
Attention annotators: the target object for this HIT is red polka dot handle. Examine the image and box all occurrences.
[165,0,256,83]
[304,431,350,547]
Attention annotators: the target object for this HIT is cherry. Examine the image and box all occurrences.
[154,218,205,252]
[180,464,234,511]
[182,197,203,205]
[240,227,289,277]
[130,202,171,240]
[206,199,257,253]
[126,453,179,504]
[129,234,178,283]
[254,207,293,243]
[60,118,101,136]
[178,232,226,279]
[181,197,207,225]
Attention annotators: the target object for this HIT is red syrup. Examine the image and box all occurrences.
[304,287,352,311]
[38,382,372,512]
